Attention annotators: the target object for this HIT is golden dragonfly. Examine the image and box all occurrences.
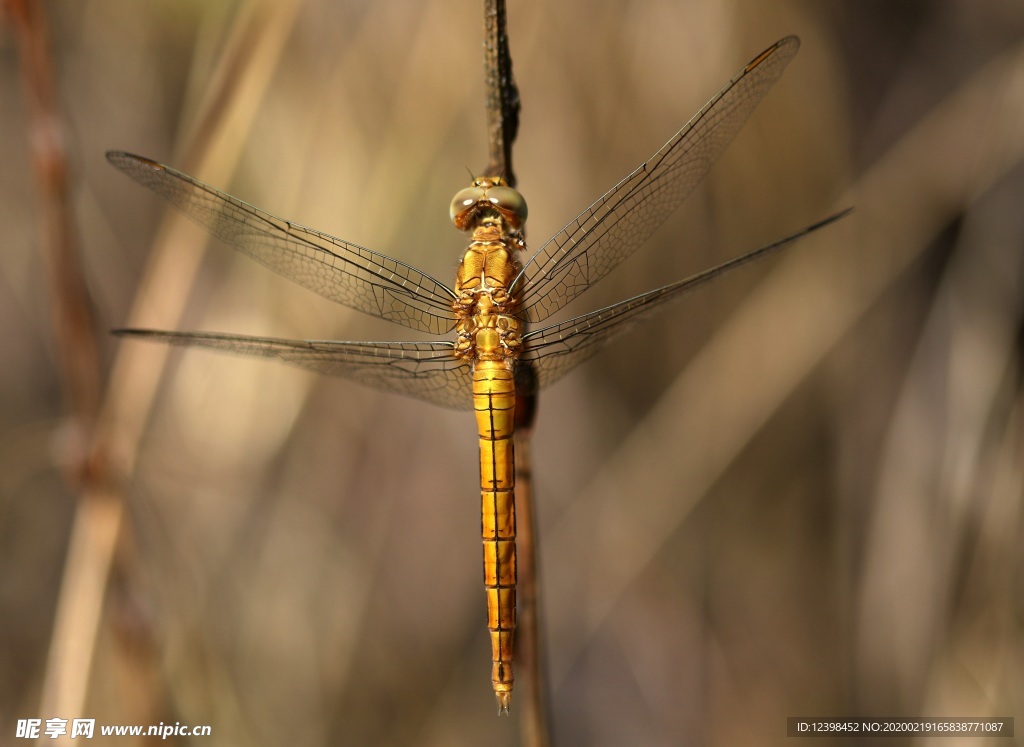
[110,35,845,712]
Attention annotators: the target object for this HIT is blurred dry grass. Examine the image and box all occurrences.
[2,1,1023,745]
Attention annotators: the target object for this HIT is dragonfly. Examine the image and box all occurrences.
[110,35,846,713]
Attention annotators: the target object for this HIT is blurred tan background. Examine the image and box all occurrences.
[2,1,1022,745]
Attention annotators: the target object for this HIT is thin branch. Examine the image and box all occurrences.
[5,0,101,470]
[10,0,304,731]
[3,0,137,732]
[514,425,552,747]
[482,0,520,185]
[482,1,552,740]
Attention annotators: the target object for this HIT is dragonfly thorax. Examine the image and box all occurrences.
[452,178,526,361]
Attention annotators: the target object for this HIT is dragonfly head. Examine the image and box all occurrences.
[450,177,528,233]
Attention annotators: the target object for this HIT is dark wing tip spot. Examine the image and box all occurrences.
[106,151,165,172]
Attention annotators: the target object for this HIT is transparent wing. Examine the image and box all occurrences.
[518,210,850,392]
[107,152,458,335]
[516,36,800,323]
[115,329,473,410]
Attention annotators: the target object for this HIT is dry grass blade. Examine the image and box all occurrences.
[3,0,114,735]
[543,34,1024,703]
[856,161,1024,713]
[4,0,101,435]
[32,0,303,735]
[97,0,303,477]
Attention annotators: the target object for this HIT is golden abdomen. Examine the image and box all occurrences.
[473,357,516,711]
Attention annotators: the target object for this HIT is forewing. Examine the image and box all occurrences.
[108,152,458,335]
[519,209,849,392]
[115,330,473,410]
[517,36,800,323]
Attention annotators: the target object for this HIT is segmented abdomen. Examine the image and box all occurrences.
[473,359,516,710]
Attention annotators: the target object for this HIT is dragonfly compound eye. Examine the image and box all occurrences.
[485,186,528,229]
[450,184,528,231]
[451,187,486,230]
